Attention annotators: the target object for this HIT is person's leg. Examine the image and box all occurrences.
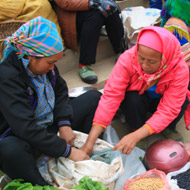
[149,0,163,9]
[149,97,189,130]
[121,91,149,130]
[0,136,48,186]
[69,90,102,133]
[120,91,150,150]
[76,11,104,84]
[77,10,104,66]
[167,97,189,130]
[104,12,125,55]
[149,97,189,142]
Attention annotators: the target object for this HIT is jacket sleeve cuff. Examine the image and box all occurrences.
[144,124,155,135]
[62,144,71,158]
[93,122,107,129]
[58,120,71,128]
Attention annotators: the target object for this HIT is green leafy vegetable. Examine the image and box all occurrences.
[71,176,109,190]
[4,179,58,190]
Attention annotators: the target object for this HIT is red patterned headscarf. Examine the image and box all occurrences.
[134,26,184,92]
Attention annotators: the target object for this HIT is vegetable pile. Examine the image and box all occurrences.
[72,176,109,190]
[3,179,58,190]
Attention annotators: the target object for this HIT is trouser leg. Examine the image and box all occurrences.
[149,97,189,130]
[121,91,189,131]
[69,90,102,133]
[0,136,48,186]
[76,11,104,65]
[104,12,124,53]
[120,91,149,129]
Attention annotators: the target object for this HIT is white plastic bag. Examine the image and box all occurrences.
[167,162,190,190]
[103,126,146,190]
[121,6,161,48]
[39,131,123,190]
[0,175,12,189]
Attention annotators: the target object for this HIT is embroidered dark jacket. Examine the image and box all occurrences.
[0,51,73,158]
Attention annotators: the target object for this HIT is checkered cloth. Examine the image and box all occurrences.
[22,58,55,128]
[0,16,63,62]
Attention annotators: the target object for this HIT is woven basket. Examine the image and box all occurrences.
[0,20,25,60]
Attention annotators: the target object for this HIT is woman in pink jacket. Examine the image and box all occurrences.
[82,26,190,155]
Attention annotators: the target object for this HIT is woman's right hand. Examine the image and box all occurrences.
[68,147,90,162]
[80,142,94,156]
[81,124,105,156]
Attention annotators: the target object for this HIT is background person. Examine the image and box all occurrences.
[160,0,190,88]
[0,16,101,186]
[81,26,190,156]
[53,0,125,84]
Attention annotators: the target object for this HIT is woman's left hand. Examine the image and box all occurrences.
[113,125,151,154]
[113,132,140,154]
[59,126,76,147]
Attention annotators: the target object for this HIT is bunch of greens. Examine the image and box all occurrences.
[4,179,58,190]
[71,176,109,190]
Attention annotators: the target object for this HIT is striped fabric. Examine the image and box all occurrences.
[22,58,55,128]
[164,17,190,65]
[1,16,64,62]
[181,43,190,66]
[164,17,189,42]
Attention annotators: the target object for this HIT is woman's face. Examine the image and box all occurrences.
[28,51,63,75]
[137,45,162,74]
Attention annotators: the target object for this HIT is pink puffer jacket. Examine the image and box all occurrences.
[93,46,190,133]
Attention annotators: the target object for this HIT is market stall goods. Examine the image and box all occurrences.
[123,169,170,190]
[128,177,164,190]
[171,168,190,189]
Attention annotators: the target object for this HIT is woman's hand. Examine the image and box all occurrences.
[113,132,141,154]
[80,142,94,156]
[81,124,104,156]
[68,147,90,161]
[113,125,151,154]
[59,126,76,147]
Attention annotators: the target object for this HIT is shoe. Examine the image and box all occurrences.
[78,66,98,84]
[161,128,183,142]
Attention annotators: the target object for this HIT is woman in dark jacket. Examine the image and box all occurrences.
[0,16,101,186]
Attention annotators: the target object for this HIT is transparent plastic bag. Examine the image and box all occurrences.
[123,169,170,190]
[103,126,146,190]
[183,143,190,161]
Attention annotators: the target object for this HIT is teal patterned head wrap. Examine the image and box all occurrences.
[1,16,64,63]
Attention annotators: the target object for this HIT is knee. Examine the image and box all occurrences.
[89,90,102,102]
[0,136,31,160]
[89,10,104,26]
[87,90,102,105]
